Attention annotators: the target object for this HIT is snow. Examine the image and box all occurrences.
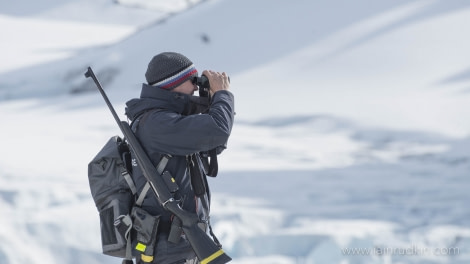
[0,0,469,263]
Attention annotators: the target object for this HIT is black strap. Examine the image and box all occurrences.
[207,149,218,177]
[209,224,222,248]
[187,154,224,248]
[200,150,219,177]
[189,154,207,197]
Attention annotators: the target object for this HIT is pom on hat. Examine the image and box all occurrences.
[145,52,198,90]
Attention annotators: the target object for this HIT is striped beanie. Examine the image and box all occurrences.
[145,52,198,90]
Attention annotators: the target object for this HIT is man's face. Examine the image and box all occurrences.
[172,79,198,95]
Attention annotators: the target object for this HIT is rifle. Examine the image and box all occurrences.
[85,67,232,264]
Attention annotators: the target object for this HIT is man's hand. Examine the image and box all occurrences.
[202,70,230,96]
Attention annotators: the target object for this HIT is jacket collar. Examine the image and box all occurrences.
[125,83,190,120]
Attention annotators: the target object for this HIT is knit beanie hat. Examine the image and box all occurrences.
[145,52,198,90]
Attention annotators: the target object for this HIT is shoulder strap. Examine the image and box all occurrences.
[129,109,173,206]
[135,154,172,207]
[122,168,137,195]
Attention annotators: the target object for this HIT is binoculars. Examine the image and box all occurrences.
[193,75,230,98]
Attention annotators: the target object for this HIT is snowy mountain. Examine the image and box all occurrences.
[0,0,469,264]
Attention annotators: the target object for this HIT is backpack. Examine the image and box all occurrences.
[88,135,168,263]
[88,136,137,259]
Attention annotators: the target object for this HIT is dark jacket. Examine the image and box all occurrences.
[125,83,235,228]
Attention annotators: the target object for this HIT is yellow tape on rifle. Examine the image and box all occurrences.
[135,242,146,252]
[141,254,154,263]
[201,249,225,264]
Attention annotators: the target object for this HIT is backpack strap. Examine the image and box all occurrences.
[135,154,172,207]
[135,183,150,207]
[116,137,138,195]
[117,113,173,262]
[129,109,173,206]
[122,169,137,195]
[118,143,173,260]
[114,214,133,262]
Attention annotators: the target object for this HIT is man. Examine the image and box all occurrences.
[125,52,234,264]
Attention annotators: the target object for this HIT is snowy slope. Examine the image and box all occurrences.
[0,0,469,264]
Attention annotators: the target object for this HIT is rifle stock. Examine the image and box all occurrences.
[85,67,231,264]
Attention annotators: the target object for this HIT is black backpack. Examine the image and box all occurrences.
[88,136,137,260]
[88,134,167,264]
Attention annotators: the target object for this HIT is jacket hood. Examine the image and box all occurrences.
[125,83,190,121]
